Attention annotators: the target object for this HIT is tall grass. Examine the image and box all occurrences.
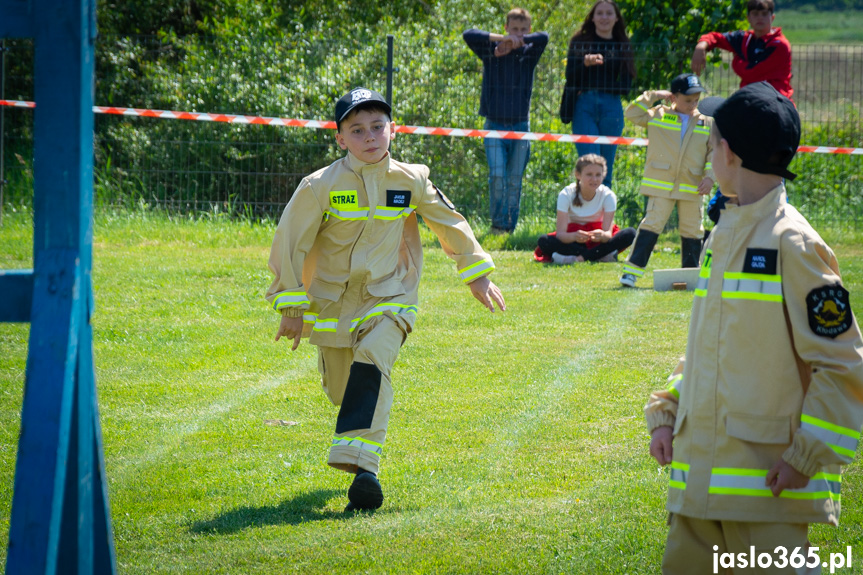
[1,209,863,573]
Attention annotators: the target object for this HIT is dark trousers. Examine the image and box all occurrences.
[537,227,635,262]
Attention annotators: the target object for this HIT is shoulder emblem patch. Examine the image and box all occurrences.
[807,284,853,338]
[434,186,455,210]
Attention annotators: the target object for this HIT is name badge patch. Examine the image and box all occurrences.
[743,248,778,275]
[386,190,411,208]
[807,284,853,339]
[329,190,359,211]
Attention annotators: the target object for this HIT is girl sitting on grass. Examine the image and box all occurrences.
[534,154,635,264]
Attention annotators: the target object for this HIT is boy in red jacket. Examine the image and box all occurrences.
[691,0,793,101]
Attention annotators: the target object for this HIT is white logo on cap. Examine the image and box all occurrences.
[352,89,372,103]
[688,76,699,87]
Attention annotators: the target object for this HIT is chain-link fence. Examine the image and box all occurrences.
[2,35,861,229]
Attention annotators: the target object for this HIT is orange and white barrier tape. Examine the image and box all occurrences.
[2,99,861,154]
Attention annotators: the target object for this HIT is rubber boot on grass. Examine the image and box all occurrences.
[621,229,659,287]
[681,237,703,269]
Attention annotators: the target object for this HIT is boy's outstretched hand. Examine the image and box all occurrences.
[649,426,674,465]
[468,276,506,313]
[275,315,304,351]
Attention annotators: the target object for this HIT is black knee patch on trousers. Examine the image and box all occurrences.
[335,362,382,434]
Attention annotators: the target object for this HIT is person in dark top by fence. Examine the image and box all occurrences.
[560,0,635,189]
[463,8,549,234]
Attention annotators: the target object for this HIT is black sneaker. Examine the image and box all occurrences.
[345,471,384,511]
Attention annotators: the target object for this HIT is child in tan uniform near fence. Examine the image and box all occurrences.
[620,73,715,288]
[266,87,506,512]
[645,82,863,574]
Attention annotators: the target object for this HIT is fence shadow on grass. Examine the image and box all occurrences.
[188,488,352,534]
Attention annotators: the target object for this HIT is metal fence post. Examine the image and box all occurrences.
[1,39,7,226]
[385,34,394,107]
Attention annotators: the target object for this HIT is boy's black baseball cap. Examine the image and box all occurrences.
[335,87,391,128]
[670,73,705,95]
[712,82,800,180]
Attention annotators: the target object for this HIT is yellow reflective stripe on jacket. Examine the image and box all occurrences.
[351,302,418,331]
[642,177,674,191]
[648,117,682,132]
[623,264,645,277]
[705,162,712,171]
[721,272,783,302]
[459,258,495,283]
[373,205,417,220]
[332,436,383,457]
[273,291,310,310]
[709,468,841,501]
[308,303,418,333]
[801,414,861,459]
[670,460,690,490]
[694,249,712,297]
[327,207,370,221]
[693,126,711,136]
[666,373,682,400]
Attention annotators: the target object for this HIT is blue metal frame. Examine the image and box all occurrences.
[0,0,117,572]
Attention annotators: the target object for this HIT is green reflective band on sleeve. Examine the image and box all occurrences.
[669,460,689,490]
[459,259,495,283]
[332,436,383,457]
[709,468,841,501]
[721,272,783,303]
[678,183,699,194]
[666,373,682,400]
[350,302,418,332]
[801,414,861,458]
[326,207,370,221]
[636,101,650,112]
[373,205,416,221]
[705,162,712,170]
[623,264,645,277]
[642,177,674,191]
[273,291,311,310]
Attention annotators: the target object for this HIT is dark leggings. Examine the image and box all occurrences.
[537,227,636,262]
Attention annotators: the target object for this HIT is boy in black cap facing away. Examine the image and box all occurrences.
[645,82,863,574]
[266,87,505,511]
[620,73,715,288]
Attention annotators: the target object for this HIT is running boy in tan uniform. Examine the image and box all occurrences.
[267,88,506,511]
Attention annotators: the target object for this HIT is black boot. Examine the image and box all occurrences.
[681,237,703,268]
[345,470,384,512]
[627,229,659,268]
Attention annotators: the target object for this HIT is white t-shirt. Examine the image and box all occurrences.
[556,183,617,225]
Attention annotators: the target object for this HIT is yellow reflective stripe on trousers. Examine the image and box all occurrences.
[666,373,682,400]
[309,303,419,333]
[326,207,370,220]
[721,272,783,302]
[623,264,645,277]
[459,258,495,283]
[670,460,689,490]
[332,436,383,457]
[801,413,861,459]
[642,177,674,191]
[273,291,310,310]
[709,467,841,501]
[373,205,417,220]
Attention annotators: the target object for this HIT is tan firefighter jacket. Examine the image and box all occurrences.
[625,91,715,201]
[645,185,863,525]
[266,152,495,348]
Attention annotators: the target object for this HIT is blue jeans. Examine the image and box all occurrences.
[483,119,530,231]
[572,91,624,188]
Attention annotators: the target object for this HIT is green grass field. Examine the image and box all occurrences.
[1,208,863,573]
[775,9,863,44]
